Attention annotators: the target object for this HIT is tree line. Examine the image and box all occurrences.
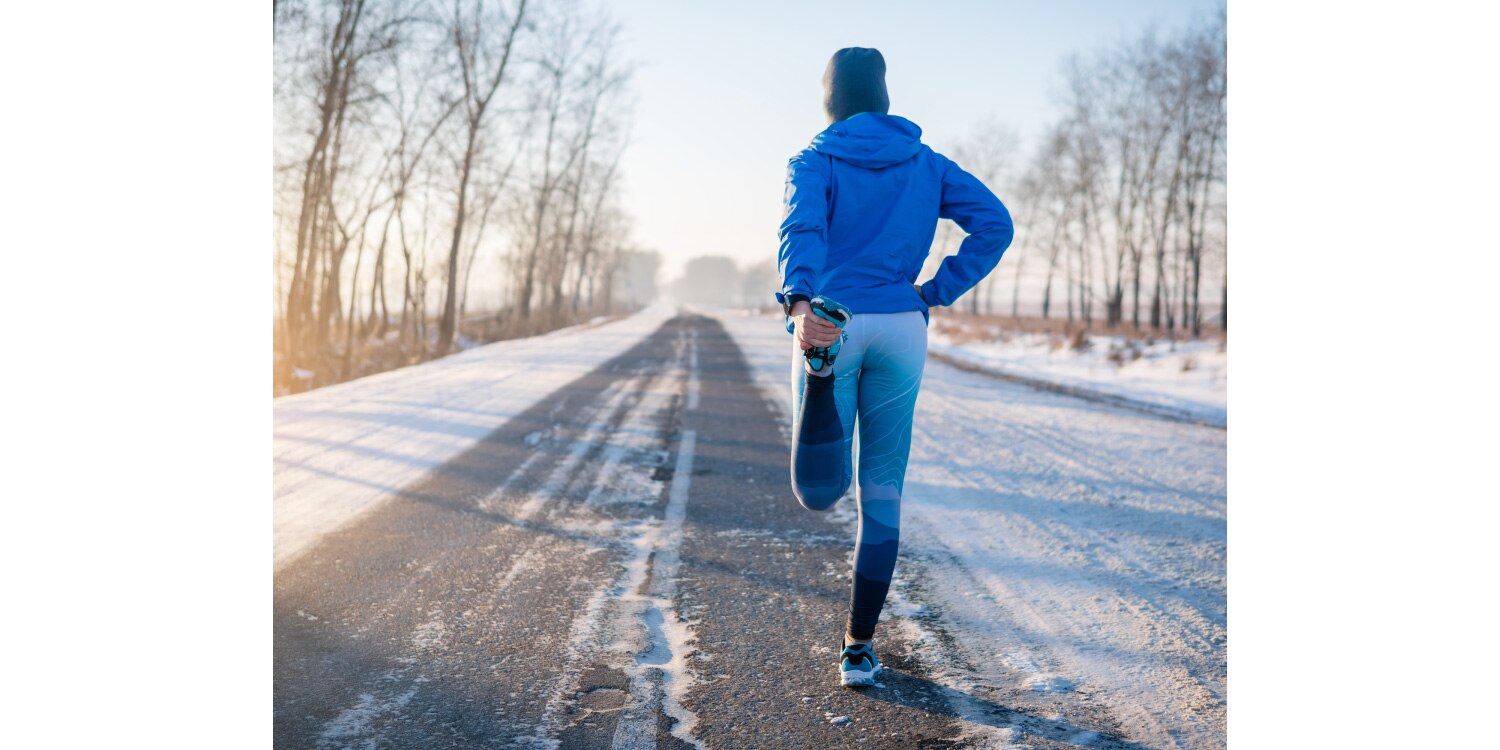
[933,13,1226,336]
[273,0,640,393]
[668,257,780,309]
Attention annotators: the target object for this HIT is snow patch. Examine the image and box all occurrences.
[610,327,705,748]
[410,615,446,652]
[928,322,1225,426]
[504,324,704,749]
[316,687,417,748]
[275,305,674,570]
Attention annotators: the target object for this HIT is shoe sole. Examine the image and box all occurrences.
[840,665,880,687]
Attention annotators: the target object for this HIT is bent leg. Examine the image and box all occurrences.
[789,325,861,510]
[846,312,927,639]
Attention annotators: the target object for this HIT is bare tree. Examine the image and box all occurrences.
[950,120,1018,315]
[435,0,529,355]
[276,0,411,387]
[508,5,632,329]
[368,29,462,344]
[964,14,1224,336]
[282,0,370,378]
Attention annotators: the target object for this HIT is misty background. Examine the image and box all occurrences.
[273,0,1224,394]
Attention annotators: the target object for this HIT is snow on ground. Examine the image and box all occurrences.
[272,305,674,569]
[275,304,1226,746]
[714,308,1227,749]
[928,316,1226,427]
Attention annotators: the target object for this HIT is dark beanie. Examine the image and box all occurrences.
[823,47,890,123]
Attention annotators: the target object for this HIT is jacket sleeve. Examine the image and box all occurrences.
[777,151,830,306]
[919,155,1014,308]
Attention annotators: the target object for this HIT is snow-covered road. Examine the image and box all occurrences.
[274,308,1226,749]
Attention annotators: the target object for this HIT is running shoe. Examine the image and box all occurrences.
[838,640,881,687]
[805,296,853,373]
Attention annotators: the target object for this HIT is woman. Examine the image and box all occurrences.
[776,47,1014,687]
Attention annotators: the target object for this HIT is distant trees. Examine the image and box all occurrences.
[938,13,1226,335]
[274,0,639,393]
[951,121,1020,317]
[612,250,661,309]
[507,7,633,332]
[667,256,778,309]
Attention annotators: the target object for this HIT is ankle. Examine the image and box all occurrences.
[804,359,836,379]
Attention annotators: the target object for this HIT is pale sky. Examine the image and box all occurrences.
[604,0,1223,284]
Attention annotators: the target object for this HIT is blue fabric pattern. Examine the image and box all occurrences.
[790,311,927,640]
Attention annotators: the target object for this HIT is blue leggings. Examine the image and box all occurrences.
[789,310,927,640]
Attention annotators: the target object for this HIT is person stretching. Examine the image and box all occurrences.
[776,47,1014,687]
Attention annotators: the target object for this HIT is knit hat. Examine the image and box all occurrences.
[822,47,890,123]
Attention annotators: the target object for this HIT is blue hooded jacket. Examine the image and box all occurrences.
[776,112,1014,324]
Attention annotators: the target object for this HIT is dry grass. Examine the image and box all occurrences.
[929,309,1226,350]
[458,309,625,343]
[928,317,1004,346]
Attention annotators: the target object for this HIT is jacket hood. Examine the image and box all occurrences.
[809,113,924,169]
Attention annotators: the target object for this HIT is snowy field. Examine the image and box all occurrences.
[714,308,1228,749]
[927,316,1226,428]
[272,305,673,569]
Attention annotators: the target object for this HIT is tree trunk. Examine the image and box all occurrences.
[1220,268,1227,332]
[437,128,477,354]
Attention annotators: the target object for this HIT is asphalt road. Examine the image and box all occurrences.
[274,313,1176,749]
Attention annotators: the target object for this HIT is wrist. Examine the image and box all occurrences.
[783,293,812,316]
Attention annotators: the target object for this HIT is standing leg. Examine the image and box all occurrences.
[845,312,927,641]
